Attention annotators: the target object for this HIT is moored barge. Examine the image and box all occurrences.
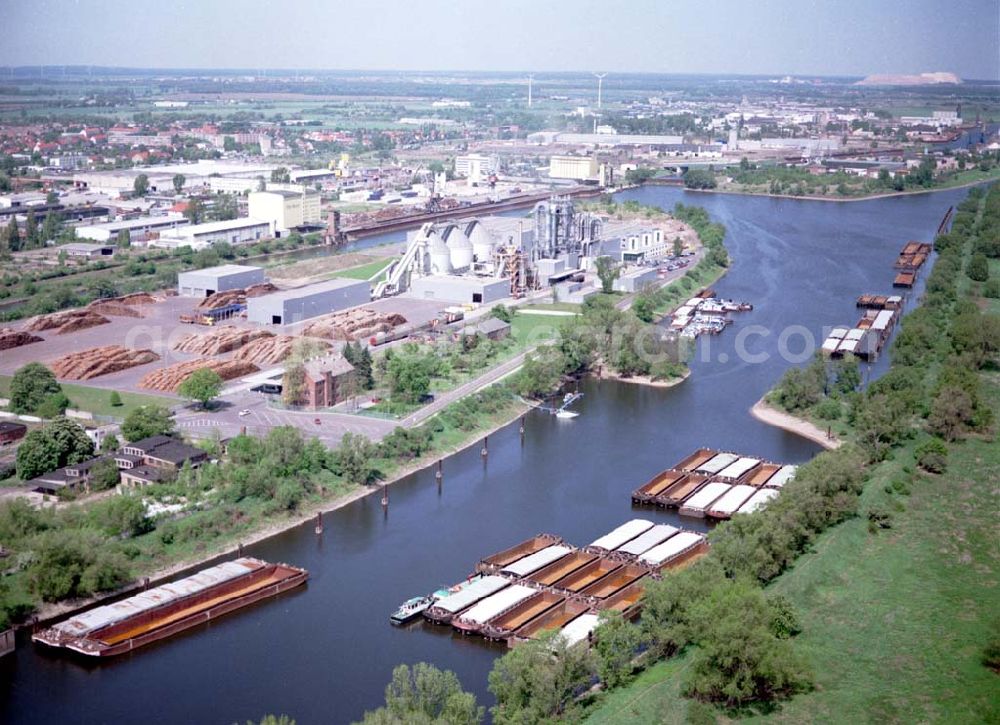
[510,599,591,644]
[587,519,654,552]
[423,574,509,624]
[452,584,537,635]
[639,531,709,570]
[476,534,563,573]
[32,558,307,657]
[525,550,598,587]
[480,591,566,641]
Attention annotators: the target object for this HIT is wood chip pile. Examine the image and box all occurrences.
[196,283,278,310]
[0,328,43,351]
[233,335,328,365]
[139,358,260,392]
[302,309,407,341]
[86,300,143,318]
[25,309,111,335]
[50,345,160,380]
[173,326,273,356]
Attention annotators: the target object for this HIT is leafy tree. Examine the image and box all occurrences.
[133,173,149,197]
[271,167,290,183]
[178,368,224,409]
[512,348,562,397]
[488,631,596,724]
[387,354,439,403]
[333,432,379,485]
[967,253,989,282]
[593,610,643,688]
[89,494,150,536]
[683,168,718,189]
[110,390,123,407]
[489,304,512,323]
[594,255,621,294]
[684,578,812,706]
[282,362,307,406]
[211,193,238,221]
[927,385,974,441]
[87,457,122,492]
[15,417,94,481]
[183,198,204,224]
[673,236,684,257]
[915,438,948,473]
[115,229,131,248]
[36,391,70,419]
[355,346,374,390]
[357,662,484,725]
[41,211,61,243]
[121,405,174,441]
[100,433,120,453]
[172,173,186,194]
[24,211,38,247]
[9,362,60,414]
[5,216,19,251]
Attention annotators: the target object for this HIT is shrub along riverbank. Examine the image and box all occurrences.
[353,185,999,725]
[0,383,526,629]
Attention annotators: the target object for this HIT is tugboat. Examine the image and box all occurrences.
[389,594,436,625]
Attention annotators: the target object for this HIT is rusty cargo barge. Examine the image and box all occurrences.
[414,523,708,646]
[32,557,308,657]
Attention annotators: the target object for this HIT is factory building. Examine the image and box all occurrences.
[549,155,600,181]
[454,154,499,184]
[604,222,667,263]
[248,190,322,233]
[177,264,265,297]
[158,217,273,247]
[246,278,370,326]
[408,275,510,304]
[76,213,189,244]
[61,243,116,260]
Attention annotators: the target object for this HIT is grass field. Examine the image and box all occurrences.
[584,374,1000,724]
[335,257,395,280]
[0,375,174,419]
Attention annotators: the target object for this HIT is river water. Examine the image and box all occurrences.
[0,185,969,724]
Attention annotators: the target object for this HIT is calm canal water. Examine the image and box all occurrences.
[0,185,969,724]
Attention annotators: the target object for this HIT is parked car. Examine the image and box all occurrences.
[238,409,251,417]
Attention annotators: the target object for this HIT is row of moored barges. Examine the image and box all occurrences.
[631,448,797,518]
[413,521,709,645]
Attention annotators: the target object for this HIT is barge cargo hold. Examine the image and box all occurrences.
[616,525,679,557]
[500,545,573,578]
[716,457,761,481]
[674,448,716,472]
[630,469,687,504]
[764,465,797,489]
[695,452,740,475]
[651,472,711,508]
[481,591,565,641]
[588,519,654,552]
[452,584,537,634]
[603,578,647,619]
[423,575,509,624]
[32,558,307,658]
[679,481,732,517]
[553,558,622,593]
[511,599,591,643]
[706,484,758,519]
[579,564,649,600]
[745,462,781,487]
[639,531,709,570]
[526,550,598,587]
[476,534,563,573]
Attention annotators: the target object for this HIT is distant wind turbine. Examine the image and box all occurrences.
[527,75,534,107]
[593,73,607,109]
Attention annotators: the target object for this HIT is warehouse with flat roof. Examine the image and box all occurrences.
[76,213,189,244]
[177,264,266,297]
[246,278,370,325]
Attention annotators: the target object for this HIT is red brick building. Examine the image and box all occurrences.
[302,355,355,409]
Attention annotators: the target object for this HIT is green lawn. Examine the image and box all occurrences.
[0,375,174,419]
[335,257,395,280]
[510,311,574,350]
[584,374,1000,724]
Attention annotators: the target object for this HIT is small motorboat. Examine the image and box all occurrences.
[390,595,435,625]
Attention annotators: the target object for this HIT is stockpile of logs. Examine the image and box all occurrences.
[303,309,407,341]
[139,358,260,393]
[50,345,160,380]
[173,326,274,356]
[25,309,111,335]
[86,300,143,318]
[196,283,278,310]
[0,328,43,351]
[233,335,328,366]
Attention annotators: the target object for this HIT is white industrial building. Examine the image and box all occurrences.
[157,218,273,248]
[409,275,510,304]
[177,264,265,297]
[246,278,370,326]
[248,190,321,233]
[75,213,189,244]
[454,154,499,184]
[604,222,667,263]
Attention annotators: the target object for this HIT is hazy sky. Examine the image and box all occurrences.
[1,0,997,79]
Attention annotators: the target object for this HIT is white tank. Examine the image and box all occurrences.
[467,221,494,262]
[427,230,452,274]
[444,225,474,270]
